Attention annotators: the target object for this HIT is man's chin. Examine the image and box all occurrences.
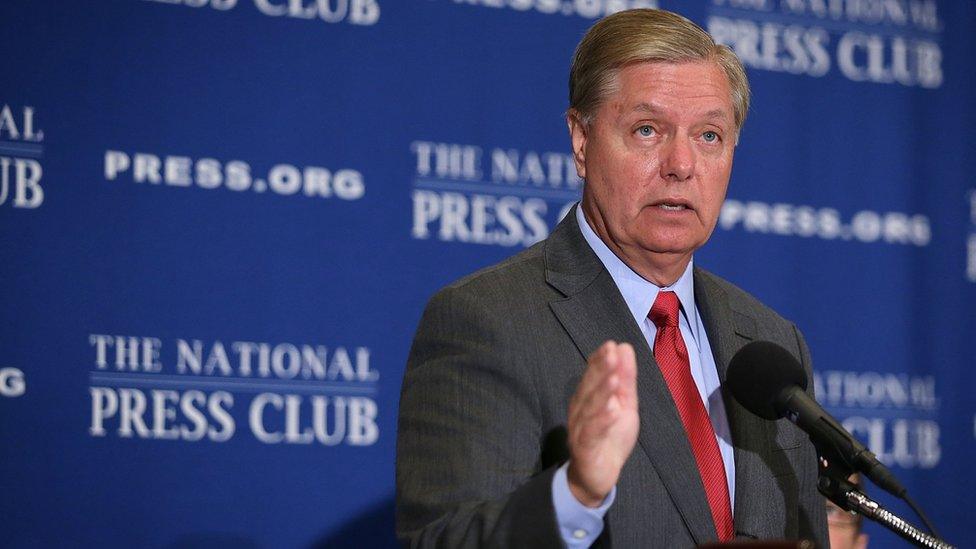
[636,234,703,257]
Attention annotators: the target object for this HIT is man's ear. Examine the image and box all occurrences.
[566,109,588,180]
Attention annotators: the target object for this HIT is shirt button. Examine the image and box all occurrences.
[572,529,587,539]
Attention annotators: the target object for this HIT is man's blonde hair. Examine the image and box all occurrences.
[569,9,750,135]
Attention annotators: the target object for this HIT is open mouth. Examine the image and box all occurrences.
[658,203,687,211]
[653,200,693,212]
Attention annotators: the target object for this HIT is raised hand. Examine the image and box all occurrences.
[566,341,640,507]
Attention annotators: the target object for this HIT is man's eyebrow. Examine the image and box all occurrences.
[703,109,731,121]
[629,104,731,123]
[631,102,661,113]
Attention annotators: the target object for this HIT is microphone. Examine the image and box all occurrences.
[726,341,906,498]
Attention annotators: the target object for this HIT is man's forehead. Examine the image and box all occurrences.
[606,62,734,124]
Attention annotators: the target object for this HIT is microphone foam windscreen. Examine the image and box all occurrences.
[727,341,807,420]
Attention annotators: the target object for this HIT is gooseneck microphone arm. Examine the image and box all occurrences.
[818,472,955,549]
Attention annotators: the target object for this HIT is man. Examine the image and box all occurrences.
[397,9,827,548]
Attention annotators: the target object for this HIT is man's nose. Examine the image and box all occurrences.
[660,136,695,182]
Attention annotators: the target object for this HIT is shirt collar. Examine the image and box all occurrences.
[575,204,699,342]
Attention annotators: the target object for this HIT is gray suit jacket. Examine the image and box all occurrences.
[396,208,828,548]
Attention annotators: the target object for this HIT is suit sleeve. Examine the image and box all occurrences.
[395,284,564,548]
[792,323,830,547]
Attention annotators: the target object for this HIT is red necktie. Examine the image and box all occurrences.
[649,291,734,541]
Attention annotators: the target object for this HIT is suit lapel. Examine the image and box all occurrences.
[694,269,774,539]
[544,209,719,545]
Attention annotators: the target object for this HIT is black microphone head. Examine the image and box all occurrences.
[727,341,807,420]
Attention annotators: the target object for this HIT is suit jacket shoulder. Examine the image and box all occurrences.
[396,238,568,548]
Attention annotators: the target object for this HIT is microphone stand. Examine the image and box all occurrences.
[817,472,955,549]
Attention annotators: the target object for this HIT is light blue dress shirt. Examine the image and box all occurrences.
[551,206,736,547]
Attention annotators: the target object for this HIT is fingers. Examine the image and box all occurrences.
[614,342,638,407]
[574,341,619,400]
[615,342,636,379]
[570,342,619,419]
[569,341,635,444]
[587,341,637,418]
[579,342,636,408]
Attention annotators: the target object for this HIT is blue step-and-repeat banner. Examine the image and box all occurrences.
[1,0,974,547]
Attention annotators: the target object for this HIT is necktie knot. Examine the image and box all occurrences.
[649,291,681,328]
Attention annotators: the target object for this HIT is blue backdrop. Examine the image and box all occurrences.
[1,0,973,547]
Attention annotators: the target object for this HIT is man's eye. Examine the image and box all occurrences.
[636,125,654,137]
[703,131,719,143]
